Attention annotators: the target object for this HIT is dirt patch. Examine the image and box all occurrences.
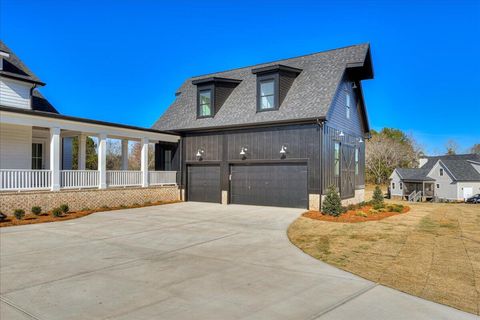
[0,200,180,228]
[303,204,409,223]
[288,202,480,315]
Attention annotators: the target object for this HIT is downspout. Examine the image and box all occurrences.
[29,84,37,109]
[317,118,324,210]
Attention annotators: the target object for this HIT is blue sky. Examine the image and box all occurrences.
[1,0,479,155]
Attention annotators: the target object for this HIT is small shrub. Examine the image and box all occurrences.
[322,185,343,217]
[144,201,152,205]
[368,208,379,215]
[31,206,42,216]
[0,211,7,222]
[81,207,90,211]
[373,203,384,210]
[132,203,140,207]
[355,211,367,217]
[59,204,69,214]
[52,207,63,217]
[100,205,109,209]
[120,204,127,208]
[347,204,357,211]
[14,209,25,220]
[372,185,385,208]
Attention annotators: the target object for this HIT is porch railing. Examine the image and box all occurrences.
[1,169,177,191]
[107,170,142,187]
[0,169,51,191]
[149,171,177,185]
[61,170,99,189]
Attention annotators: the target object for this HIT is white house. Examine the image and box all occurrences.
[0,40,179,194]
[389,154,480,202]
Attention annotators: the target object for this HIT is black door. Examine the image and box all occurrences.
[340,145,355,199]
[187,165,221,203]
[230,163,308,208]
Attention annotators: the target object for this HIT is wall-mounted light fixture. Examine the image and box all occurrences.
[358,137,363,143]
[280,145,287,155]
[240,146,248,157]
[339,131,345,137]
[196,148,205,160]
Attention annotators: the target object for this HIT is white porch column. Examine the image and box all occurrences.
[50,127,61,191]
[78,134,87,170]
[141,137,149,187]
[98,133,107,189]
[121,139,129,170]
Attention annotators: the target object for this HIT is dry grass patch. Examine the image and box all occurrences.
[288,202,480,315]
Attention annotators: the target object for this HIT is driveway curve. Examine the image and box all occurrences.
[0,202,476,320]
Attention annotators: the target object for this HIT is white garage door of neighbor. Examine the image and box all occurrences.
[463,187,473,200]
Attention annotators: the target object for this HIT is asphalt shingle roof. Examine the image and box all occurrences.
[396,154,480,182]
[0,40,44,84]
[153,43,371,131]
[396,168,434,181]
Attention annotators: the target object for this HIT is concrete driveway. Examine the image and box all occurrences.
[0,202,476,320]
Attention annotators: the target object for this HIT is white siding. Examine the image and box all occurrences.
[389,170,404,196]
[427,161,458,200]
[0,78,32,109]
[0,123,32,169]
[457,182,480,200]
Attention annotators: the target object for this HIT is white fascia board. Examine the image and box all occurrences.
[0,110,179,143]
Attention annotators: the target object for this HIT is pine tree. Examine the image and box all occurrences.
[322,185,343,216]
[372,185,384,208]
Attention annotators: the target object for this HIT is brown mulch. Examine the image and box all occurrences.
[0,200,180,227]
[303,204,410,223]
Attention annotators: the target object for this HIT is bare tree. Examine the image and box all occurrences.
[470,143,480,155]
[445,139,458,155]
[128,142,155,170]
[365,128,420,184]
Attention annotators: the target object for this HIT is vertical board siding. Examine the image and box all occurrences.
[0,123,32,169]
[183,124,322,195]
[327,73,364,136]
[0,79,31,109]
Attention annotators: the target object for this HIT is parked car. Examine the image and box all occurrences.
[466,194,480,204]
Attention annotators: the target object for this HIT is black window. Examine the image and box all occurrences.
[164,149,172,171]
[400,182,403,190]
[32,143,43,169]
[259,79,275,110]
[392,182,395,189]
[198,88,213,117]
[334,142,340,177]
[439,168,443,176]
[437,184,440,188]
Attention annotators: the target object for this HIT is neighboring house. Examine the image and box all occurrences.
[153,44,374,210]
[0,40,178,196]
[389,154,480,202]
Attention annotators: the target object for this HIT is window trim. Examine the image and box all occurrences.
[196,85,215,119]
[256,73,279,112]
[31,142,45,170]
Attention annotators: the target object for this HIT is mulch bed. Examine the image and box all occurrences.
[303,204,410,223]
[0,200,180,228]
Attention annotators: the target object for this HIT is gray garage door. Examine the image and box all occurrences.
[187,165,221,203]
[230,163,308,208]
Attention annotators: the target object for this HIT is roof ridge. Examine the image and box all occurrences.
[190,43,370,79]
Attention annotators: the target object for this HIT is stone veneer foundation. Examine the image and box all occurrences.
[320,189,365,209]
[0,186,180,215]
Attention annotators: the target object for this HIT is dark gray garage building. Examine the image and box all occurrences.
[153,43,374,210]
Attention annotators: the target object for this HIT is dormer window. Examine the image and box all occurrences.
[252,64,302,112]
[192,77,241,119]
[198,88,213,117]
[259,78,276,110]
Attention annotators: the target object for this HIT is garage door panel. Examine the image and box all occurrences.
[188,165,220,203]
[230,163,307,208]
